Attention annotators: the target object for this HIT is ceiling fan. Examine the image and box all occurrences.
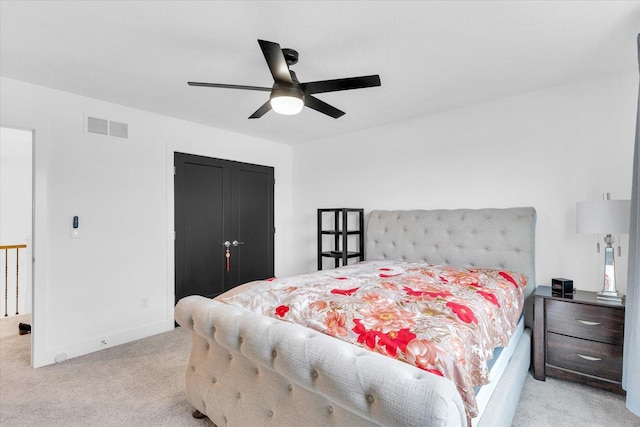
[188,39,381,119]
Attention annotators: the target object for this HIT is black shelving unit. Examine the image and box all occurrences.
[317,208,364,270]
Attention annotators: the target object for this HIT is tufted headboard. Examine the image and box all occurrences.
[366,207,537,302]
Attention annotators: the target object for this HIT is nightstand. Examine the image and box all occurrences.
[533,286,625,394]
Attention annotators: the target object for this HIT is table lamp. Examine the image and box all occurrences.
[576,193,631,303]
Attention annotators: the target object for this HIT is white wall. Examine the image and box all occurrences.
[0,77,293,367]
[292,71,636,296]
[1,67,634,367]
[0,127,33,316]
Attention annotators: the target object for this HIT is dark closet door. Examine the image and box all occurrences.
[174,153,274,302]
[233,163,275,286]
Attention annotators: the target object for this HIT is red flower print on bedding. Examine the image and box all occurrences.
[275,305,290,317]
[352,319,416,357]
[330,287,359,296]
[446,301,478,324]
[477,290,500,307]
[379,266,402,278]
[403,286,452,299]
[353,319,378,349]
[499,271,519,288]
[377,328,416,357]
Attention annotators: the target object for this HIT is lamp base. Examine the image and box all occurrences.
[596,292,625,305]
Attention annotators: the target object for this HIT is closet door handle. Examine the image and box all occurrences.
[577,319,601,326]
[577,354,602,362]
[232,240,245,247]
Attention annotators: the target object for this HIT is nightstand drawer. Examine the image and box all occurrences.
[547,332,623,381]
[546,299,624,345]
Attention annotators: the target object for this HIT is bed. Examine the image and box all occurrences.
[175,207,536,426]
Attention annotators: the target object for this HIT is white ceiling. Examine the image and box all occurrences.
[1,1,639,145]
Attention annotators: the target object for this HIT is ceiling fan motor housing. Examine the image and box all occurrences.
[282,48,298,65]
[270,84,304,101]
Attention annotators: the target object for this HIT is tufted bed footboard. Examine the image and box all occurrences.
[175,295,467,427]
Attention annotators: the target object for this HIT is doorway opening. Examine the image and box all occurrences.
[0,126,33,344]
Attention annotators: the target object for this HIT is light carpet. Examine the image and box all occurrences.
[0,315,637,427]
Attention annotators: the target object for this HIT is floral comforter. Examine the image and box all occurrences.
[219,261,526,418]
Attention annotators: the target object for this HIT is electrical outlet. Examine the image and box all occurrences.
[101,340,107,346]
[141,297,149,309]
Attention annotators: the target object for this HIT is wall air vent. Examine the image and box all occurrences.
[85,116,129,139]
[109,120,128,138]
[87,116,109,136]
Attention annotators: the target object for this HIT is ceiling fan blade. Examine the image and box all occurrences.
[302,75,381,95]
[305,96,345,119]
[188,82,272,92]
[258,39,293,84]
[248,100,272,119]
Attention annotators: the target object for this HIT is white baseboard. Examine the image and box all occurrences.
[35,320,171,368]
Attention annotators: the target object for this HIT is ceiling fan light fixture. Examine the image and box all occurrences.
[270,86,304,115]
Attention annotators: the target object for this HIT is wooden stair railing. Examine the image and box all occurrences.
[1,244,27,317]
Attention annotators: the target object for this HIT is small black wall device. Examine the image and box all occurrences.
[551,278,574,297]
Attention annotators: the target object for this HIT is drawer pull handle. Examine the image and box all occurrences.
[577,354,602,362]
[577,319,601,326]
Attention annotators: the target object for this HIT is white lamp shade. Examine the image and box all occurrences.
[576,199,631,234]
[270,96,304,115]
